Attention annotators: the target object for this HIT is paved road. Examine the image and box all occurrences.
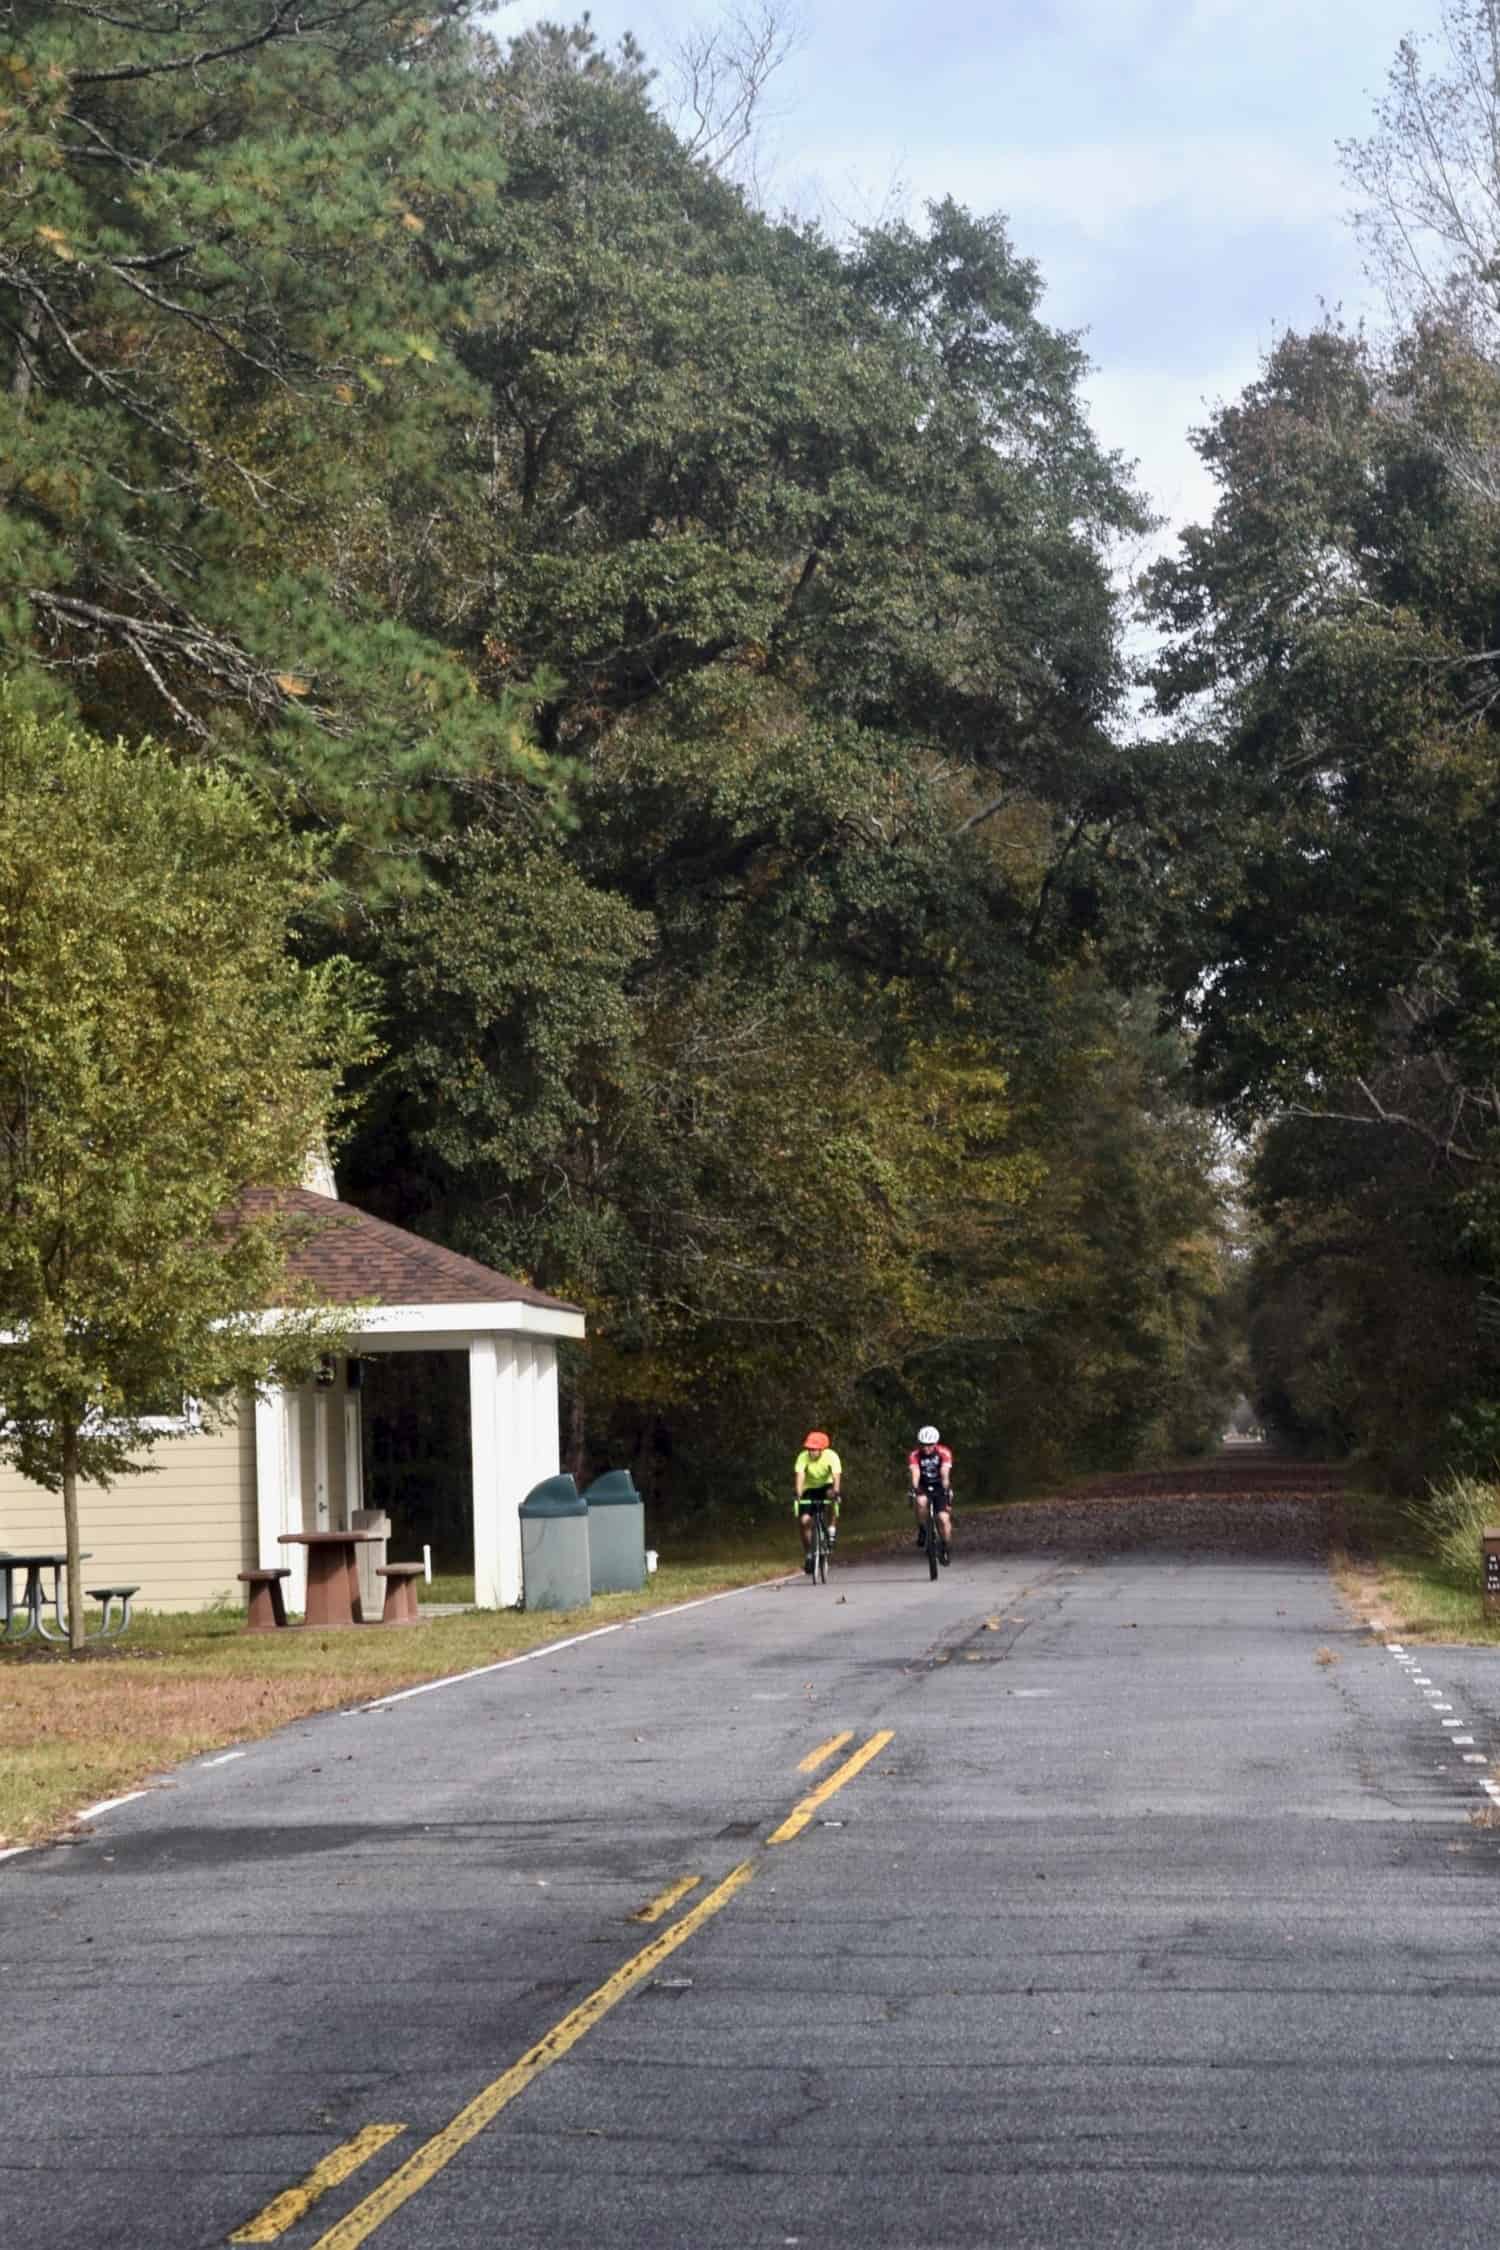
[6,1524,1500,2249]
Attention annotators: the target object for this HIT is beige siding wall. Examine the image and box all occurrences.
[0,1403,256,1612]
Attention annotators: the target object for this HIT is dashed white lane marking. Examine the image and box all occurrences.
[1383,1640,1495,1812]
[202,1751,246,1768]
[0,1845,29,1864]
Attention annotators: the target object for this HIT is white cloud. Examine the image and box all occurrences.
[796,132,1347,253]
[941,137,1347,240]
[1083,359,1252,542]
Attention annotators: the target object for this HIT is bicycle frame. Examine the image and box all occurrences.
[805,1496,833,1583]
[915,1483,951,1579]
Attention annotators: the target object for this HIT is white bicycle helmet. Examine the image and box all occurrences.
[917,1424,940,1445]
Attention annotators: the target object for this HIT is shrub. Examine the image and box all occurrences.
[1411,1471,1500,1581]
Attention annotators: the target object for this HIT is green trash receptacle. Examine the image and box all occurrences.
[585,1470,645,1593]
[519,1473,590,1611]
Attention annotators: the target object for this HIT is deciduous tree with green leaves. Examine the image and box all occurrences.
[0,703,370,1645]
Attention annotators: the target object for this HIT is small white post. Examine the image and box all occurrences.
[313,1386,331,1530]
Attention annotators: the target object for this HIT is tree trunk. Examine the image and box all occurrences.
[62,1420,85,1655]
[10,299,40,407]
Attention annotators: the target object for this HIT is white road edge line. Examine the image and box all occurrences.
[5,1578,802,1874]
[350,1574,801,1714]
[72,1791,148,1821]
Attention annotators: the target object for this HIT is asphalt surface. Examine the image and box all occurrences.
[7,1514,1500,2250]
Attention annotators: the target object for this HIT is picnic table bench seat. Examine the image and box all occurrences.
[85,1585,138,1638]
[238,1566,291,1633]
[375,1562,426,1626]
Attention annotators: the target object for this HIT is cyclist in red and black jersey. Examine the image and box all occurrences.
[909,1425,953,1565]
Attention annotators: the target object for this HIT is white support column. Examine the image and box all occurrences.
[534,1346,560,1489]
[254,1386,287,1572]
[255,1384,306,1612]
[510,1338,531,1516]
[283,1386,306,1612]
[470,1336,520,1610]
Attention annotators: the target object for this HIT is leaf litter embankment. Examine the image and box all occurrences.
[953,1459,1346,1561]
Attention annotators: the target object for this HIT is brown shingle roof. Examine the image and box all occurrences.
[236,1187,580,1314]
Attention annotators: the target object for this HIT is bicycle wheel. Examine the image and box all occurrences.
[817,1514,829,1583]
[927,1512,939,1581]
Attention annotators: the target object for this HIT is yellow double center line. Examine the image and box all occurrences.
[300,1729,893,2250]
[229,2126,405,2242]
[771,1730,895,1842]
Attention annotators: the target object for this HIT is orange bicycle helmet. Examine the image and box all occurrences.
[804,1429,831,1450]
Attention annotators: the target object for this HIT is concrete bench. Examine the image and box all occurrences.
[375,1562,426,1626]
[85,1585,138,1639]
[238,1567,291,1633]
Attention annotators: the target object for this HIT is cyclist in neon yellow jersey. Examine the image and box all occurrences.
[793,1429,842,1575]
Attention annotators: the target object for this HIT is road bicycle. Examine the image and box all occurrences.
[805,1495,834,1584]
[916,1487,952,1581]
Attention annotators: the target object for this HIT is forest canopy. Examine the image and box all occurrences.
[0,2,1245,1513]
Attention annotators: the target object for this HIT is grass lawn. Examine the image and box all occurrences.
[1333,1488,1500,1645]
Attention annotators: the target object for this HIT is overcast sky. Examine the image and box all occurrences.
[501,1,1447,547]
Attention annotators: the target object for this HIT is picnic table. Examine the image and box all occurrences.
[278,1529,386,1628]
[0,1552,80,1641]
[0,1552,133,1643]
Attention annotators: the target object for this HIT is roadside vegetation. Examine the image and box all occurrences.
[1336,1476,1500,1645]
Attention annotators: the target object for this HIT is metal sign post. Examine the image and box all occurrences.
[1484,1528,1500,1618]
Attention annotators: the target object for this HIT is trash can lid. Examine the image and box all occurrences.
[519,1473,586,1517]
[585,1470,640,1506]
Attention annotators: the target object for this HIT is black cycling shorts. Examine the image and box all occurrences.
[913,1484,953,1509]
[798,1493,836,1514]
